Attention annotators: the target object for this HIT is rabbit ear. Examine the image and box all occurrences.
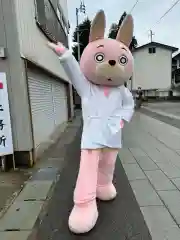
[89,10,106,42]
[116,14,134,47]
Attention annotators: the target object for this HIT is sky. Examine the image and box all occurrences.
[67,0,180,52]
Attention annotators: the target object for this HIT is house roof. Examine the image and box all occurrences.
[133,41,178,53]
[173,52,180,60]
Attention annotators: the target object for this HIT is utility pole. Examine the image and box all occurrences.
[76,1,86,62]
[74,1,86,109]
[149,29,155,42]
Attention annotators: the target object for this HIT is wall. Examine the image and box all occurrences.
[59,0,69,23]
[0,0,33,151]
[132,47,172,90]
[173,57,180,69]
[14,0,69,81]
[177,59,180,68]
[173,90,180,96]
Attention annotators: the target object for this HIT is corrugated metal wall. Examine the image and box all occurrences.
[28,68,68,148]
[53,81,68,126]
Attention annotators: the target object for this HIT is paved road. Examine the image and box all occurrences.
[144,102,180,117]
[140,107,180,129]
[2,109,180,239]
[28,110,180,240]
[121,112,180,239]
[29,127,151,240]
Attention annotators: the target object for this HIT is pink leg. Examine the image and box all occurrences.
[97,148,119,201]
[68,149,101,234]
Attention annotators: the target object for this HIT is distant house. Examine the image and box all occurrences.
[172,52,180,86]
[171,52,180,97]
[130,41,178,98]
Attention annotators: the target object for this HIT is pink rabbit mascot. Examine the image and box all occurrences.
[48,10,134,234]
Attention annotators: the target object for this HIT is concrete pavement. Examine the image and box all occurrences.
[0,112,82,240]
[120,112,180,239]
[28,118,151,240]
[1,109,180,239]
[0,170,30,218]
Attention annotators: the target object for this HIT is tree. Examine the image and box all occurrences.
[108,23,119,39]
[108,11,138,51]
[72,18,91,61]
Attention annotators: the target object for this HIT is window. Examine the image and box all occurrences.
[175,75,180,84]
[148,47,156,54]
[35,0,69,47]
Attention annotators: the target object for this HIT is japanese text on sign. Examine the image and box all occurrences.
[0,73,13,156]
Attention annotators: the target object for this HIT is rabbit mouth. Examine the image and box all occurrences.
[107,78,112,81]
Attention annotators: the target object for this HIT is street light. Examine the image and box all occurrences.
[76,1,86,62]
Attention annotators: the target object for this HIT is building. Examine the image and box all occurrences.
[171,52,180,93]
[171,52,180,97]
[131,41,178,99]
[0,0,74,167]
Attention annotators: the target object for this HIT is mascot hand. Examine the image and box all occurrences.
[120,120,124,129]
[47,42,67,56]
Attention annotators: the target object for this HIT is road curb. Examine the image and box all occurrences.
[141,106,180,120]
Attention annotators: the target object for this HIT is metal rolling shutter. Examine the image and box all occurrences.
[52,81,68,126]
[28,69,68,149]
[28,70,55,148]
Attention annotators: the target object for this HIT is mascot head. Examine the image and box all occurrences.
[80,10,134,87]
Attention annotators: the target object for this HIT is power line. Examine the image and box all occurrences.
[109,1,139,32]
[156,0,180,25]
[145,0,180,34]
[129,0,139,13]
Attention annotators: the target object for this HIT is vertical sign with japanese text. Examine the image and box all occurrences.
[0,73,13,156]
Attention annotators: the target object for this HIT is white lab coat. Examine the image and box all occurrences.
[59,51,134,149]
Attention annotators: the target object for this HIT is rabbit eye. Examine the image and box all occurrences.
[119,55,128,65]
[95,53,105,63]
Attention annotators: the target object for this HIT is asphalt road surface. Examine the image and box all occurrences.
[144,102,180,117]
[140,107,180,129]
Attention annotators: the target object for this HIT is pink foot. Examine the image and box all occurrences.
[68,200,98,234]
[97,183,117,201]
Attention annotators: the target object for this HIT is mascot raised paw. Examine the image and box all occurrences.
[48,9,135,234]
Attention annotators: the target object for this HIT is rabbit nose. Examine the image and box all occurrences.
[108,60,116,66]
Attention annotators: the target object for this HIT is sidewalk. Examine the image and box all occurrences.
[120,112,180,239]
[28,116,151,240]
[2,110,180,239]
[0,112,82,240]
[0,170,30,218]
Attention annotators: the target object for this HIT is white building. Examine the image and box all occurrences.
[0,0,74,167]
[130,42,178,98]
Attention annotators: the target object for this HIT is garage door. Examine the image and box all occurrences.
[28,68,68,148]
[53,80,68,127]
